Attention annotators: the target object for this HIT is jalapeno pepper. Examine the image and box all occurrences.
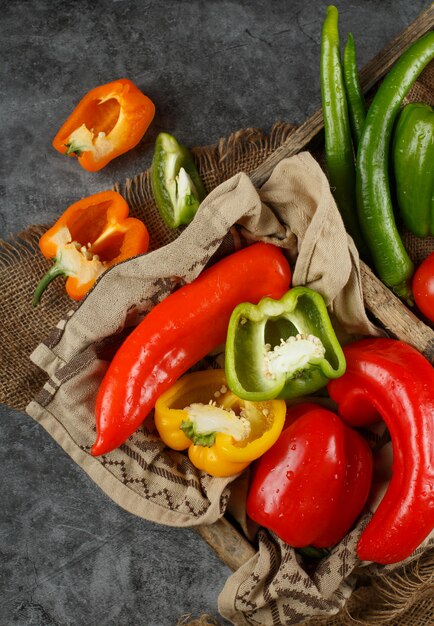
[224,287,346,402]
[154,370,286,477]
[356,31,434,302]
[320,6,367,257]
[151,132,206,228]
[33,190,149,304]
[392,102,434,238]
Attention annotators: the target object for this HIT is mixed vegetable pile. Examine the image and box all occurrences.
[33,5,434,567]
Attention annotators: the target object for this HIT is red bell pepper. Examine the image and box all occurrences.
[246,404,373,548]
[92,243,291,456]
[282,401,322,430]
[328,338,434,565]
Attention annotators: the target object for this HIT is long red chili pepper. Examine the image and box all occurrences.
[92,242,292,456]
[328,338,434,564]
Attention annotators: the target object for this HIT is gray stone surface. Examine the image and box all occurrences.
[0,0,430,624]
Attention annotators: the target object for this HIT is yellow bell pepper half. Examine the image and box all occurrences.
[154,369,286,477]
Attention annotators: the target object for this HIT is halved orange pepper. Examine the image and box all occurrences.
[52,79,155,172]
[33,190,149,305]
[154,369,287,478]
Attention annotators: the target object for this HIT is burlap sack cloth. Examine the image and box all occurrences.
[1,126,433,623]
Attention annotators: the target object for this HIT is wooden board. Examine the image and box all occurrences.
[194,3,434,573]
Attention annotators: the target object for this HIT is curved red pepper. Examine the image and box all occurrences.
[246,404,373,548]
[92,243,291,456]
[328,338,434,564]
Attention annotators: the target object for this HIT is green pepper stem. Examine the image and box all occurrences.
[180,419,216,447]
[32,263,65,306]
[297,546,330,559]
[394,282,414,307]
[65,142,83,157]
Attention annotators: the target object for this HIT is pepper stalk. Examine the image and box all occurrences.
[181,403,251,447]
[32,239,105,306]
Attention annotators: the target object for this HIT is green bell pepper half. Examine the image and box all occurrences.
[392,102,434,238]
[151,132,207,228]
[225,287,346,401]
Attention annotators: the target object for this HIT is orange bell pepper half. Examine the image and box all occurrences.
[33,190,149,305]
[52,79,155,172]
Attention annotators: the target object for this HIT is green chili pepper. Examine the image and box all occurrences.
[392,102,434,238]
[224,287,346,402]
[356,31,434,302]
[151,132,206,228]
[320,6,367,258]
[297,546,331,559]
[343,32,366,149]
